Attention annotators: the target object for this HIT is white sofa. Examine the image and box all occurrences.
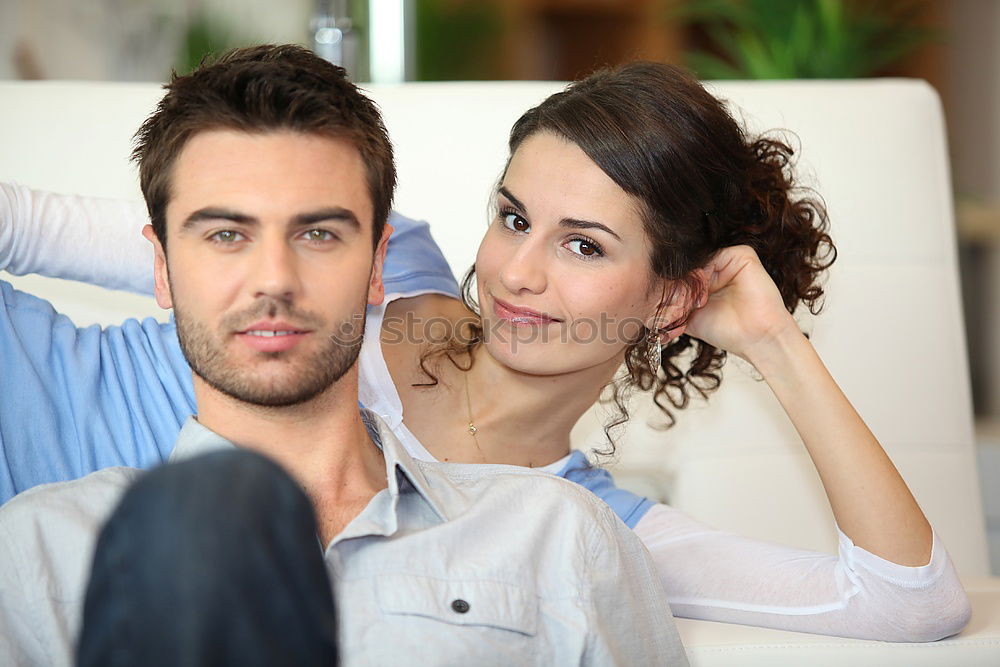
[1,78,999,664]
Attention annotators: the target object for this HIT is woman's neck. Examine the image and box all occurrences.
[382,293,625,468]
[456,343,620,467]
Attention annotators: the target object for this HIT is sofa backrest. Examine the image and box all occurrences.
[0,78,988,575]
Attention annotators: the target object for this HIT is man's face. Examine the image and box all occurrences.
[146,129,389,407]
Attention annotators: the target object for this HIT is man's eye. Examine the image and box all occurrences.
[210,230,244,243]
[305,229,333,241]
[501,212,529,233]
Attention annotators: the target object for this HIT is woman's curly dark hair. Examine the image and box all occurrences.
[419,61,835,457]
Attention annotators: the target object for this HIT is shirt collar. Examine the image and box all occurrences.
[169,411,450,523]
[169,418,236,462]
[360,409,450,523]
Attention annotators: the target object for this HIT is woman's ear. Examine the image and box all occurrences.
[648,269,709,342]
[142,224,173,310]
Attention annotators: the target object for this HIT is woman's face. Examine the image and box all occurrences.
[475,131,669,377]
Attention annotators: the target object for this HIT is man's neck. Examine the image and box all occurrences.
[191,366,388,543]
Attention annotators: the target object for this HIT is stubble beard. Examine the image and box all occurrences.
[173,297,366,408]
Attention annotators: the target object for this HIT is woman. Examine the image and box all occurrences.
[0,62,969,641]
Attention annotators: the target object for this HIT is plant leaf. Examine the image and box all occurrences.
[676,0,939,80]
[685,50,745,80]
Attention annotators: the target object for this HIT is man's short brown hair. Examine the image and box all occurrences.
[133,44,395,251]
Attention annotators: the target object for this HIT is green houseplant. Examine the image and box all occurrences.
[679,0,938,79]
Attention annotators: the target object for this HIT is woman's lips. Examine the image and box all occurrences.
[491,297,559,326]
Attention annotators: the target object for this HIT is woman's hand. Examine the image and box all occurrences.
[681,245,799,362]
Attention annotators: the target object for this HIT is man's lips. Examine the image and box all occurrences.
[491,297,560,326]
[235,321,311,352]
[238,320,309,334]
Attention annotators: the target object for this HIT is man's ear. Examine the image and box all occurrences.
[648,269,709,342]
[367,222,394,306]
[142,224,173,310]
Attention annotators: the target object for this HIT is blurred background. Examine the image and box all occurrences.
[1,0,999,566]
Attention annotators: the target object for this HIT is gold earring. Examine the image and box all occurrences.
[647,330,662,373]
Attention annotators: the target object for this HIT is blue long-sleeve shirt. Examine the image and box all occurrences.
[0,212,458,500]
[0,207,653,527]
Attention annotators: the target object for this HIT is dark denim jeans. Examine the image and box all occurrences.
[76,450,338,667]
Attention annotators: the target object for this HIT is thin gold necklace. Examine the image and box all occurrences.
[463,372,478,436]
[462,371,488,463]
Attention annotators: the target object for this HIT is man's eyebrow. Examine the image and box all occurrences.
[182,208,256,230]
[292,207,360,231]
[498,186,623,242]
[179,207,361,232]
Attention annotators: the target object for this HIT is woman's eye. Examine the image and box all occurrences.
[210,230,244,244]
[501,212,530,233]
[566,238,603,258]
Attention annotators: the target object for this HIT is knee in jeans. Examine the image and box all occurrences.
[112,449,307,536]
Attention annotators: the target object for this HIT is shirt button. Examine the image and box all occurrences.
[451,599,470,614]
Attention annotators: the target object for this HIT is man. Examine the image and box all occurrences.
[0,117,457,507]
[0,45,686,665]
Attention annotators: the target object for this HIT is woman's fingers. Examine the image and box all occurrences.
[702,245,757,296]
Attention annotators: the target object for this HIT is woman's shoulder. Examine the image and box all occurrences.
[556,451,657,530]
[384,292,469,322]
[378,292,473,390]
[382,293,476,352]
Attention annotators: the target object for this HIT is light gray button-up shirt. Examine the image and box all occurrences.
[0,412,687,666]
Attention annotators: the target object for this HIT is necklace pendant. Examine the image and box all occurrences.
[467,423,478,436]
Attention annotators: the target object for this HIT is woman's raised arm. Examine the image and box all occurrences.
[685,244,932,566]
[0,183,462,301]
[0,182,153,294]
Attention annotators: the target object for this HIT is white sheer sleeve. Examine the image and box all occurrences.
[0,182,153,294]
[633,503,971,642]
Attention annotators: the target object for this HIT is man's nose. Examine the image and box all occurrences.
[250,236,302,303]
[498,238,547,295]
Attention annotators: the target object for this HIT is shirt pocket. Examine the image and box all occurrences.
[375,574,538,636]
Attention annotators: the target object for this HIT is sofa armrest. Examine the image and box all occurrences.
[677,577,1000,666]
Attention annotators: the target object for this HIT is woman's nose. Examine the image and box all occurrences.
[498,240,547,295]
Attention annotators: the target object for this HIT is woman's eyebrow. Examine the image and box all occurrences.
[498,186,527,212]
[560,218,622,242]
[499,185,623,241]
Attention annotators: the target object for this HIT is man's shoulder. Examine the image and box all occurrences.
[0,467,141,595]
[0,468,140,666]
[1,467,141,542]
